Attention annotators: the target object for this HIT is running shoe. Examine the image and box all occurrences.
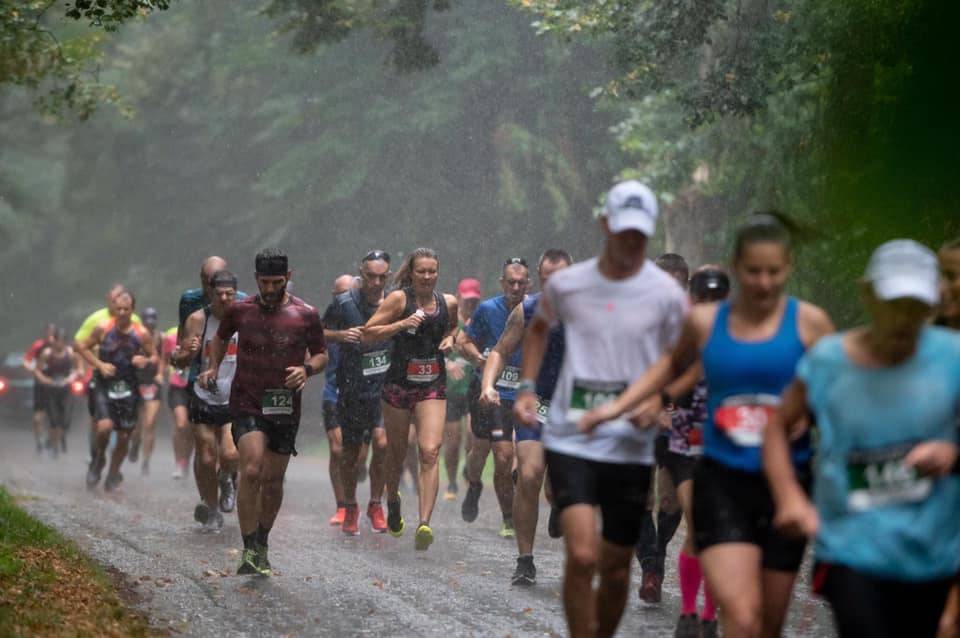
[498,520,516,539]
[414,524,434,551]
[104,472,123,492]
[367,502,387,534]
[387,495,405,537]
[237,548,259,575]
[194,502,210,525]
[329,507,346,526]
[674,614,699,638]
[638,571,663,604]
[85,459,102,488]
[171,462,187,480]
[461,481,482,523]
[443,484,458,501]
[219,471,236,513]
[511,555,537,587]
[547,506,562,538]
[202,509,224,532]
[700,619,718,638]
[255,543,272,576]
[342,504,360,536]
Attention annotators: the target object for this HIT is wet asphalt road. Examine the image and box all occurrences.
[0,418,835,637]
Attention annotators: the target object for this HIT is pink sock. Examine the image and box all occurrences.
[678,552,702,616]
[702,582,718,621]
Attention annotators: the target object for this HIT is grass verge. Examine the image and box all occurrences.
[0,486,155,637]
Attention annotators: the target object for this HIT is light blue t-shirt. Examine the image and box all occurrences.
[799,327,960,581]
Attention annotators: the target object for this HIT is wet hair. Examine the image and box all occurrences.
[538,248,573,269]
[690,267,731,303]
[255,249,289,276]
[941,238,960,252]
[53,327,66,342]
[733,211,803,261]
[394,247,439,289]
[210,269,238,290]
[655,253,690,284]
[115,290,135,309]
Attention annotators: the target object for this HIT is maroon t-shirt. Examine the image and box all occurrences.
[217,295,326,423]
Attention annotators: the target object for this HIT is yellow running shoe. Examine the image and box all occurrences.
[387,494,405,537]
[415,524,434,551]
[499,520,516,539]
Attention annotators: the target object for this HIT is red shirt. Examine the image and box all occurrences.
[24,339,48,365]
[217,295,326,423]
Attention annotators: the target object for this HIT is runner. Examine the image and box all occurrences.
[198,249,326,576]
[459,257,532,538]
[77,291,158,491]
[23,323,57,454]
[323,251,392,536]
[163,326,193,479]
[765,239,960,638]
[323,274,354,527]
[32,328,82,459]
[443,278,481,501]
[363,247,458,551]
[128,307,163,475]
[636,253,688,605]
[515,181,688,636]
[663,266,729,637]
[936,237,960,638]
[480,248,572,586]
[579,213,834,637]
[177,271,242,531]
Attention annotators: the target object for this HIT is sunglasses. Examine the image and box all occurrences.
[362,250,391,264]
[504,257,528,267]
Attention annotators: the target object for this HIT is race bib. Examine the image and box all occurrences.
[362,350,391,377]
[568,379,627,421]
[713,394,779,448]
[406,357,440,383]
[262,389,294,416]
[687,423,704,456]
[535,398,550,426]
[138,384,158,401]
[496,365,521,390]
[847,446,933,512]
[107,380,132,400]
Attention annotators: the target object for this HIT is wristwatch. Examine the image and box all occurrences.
[303,363,316,378]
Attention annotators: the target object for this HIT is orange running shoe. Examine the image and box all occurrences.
[329,506,346,526]
[367,502,387,534]
[342,504,360,536]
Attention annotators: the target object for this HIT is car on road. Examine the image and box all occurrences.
[0,352,35,417]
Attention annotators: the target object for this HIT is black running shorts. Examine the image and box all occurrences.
[231,414,299,456]
[546,449,652,547]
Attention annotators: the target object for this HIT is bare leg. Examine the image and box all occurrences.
[562,504,599,638]
[404,423,419,491]
[217,423,239,475]
[491,439,515,521]
[413,399,445,525]
[443,417,463,489]
[700,543,764,638]
[761,568,800,638]
[381,402,412,502]
[368,427,387,503]
[596,540,634,637]
[340,439,361,505]
[194,423,219,507]
[515,440,546,556]
[108,430,130,476]
[235,431,268,535]
[326,427,345,505]
[139,399,160,471]
[465,437,491,484]
[258,449,292,529]
[32,409,46,449]
[171,404,193,471]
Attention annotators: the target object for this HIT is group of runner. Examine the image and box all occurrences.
[40,177,960,638]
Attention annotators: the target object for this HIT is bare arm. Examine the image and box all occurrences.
[362,291,415,343]
[438,294,459,353]
[480,304,526,404]
[174,311,204,368]
[33,350,54,385]
[763,379,818,538]
[76,326,112,377]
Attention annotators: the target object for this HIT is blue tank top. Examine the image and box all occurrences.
[523,294,565,401]
[702,297,808,472]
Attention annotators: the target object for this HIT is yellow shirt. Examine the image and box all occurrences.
[74,308,143,343]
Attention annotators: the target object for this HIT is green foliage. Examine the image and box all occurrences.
[64,0,170,31]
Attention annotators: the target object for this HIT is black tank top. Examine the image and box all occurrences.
[43,348,73,381]
[385,288,450,389]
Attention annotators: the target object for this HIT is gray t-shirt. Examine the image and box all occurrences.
[538,257,687,464]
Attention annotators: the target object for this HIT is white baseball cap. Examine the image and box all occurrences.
[865,239,940,306]
[603,180,659,236]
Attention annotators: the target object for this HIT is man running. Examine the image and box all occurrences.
[128,307,163,475]
[443,278,481,500]
[77,291,158,491]
[515,181,687,636]
[636,253,689,604]
[198,249,326,576]
[32,328,82,458]
[480,248,572,586]
[23,323,57,454]
[459,257,532,538]
[177,271,242,530]
[323,274,354,527]
[323,251,393,535]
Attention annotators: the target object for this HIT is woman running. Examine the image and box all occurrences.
[765,239,960,638]
[579,214,834,637]
[364,247,458,550]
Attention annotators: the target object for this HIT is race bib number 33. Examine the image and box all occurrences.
[406,357,440,383]
[262,389,293,416]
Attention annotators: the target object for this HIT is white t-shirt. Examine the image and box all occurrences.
[538,257,687,464]
[193,314,237,406]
